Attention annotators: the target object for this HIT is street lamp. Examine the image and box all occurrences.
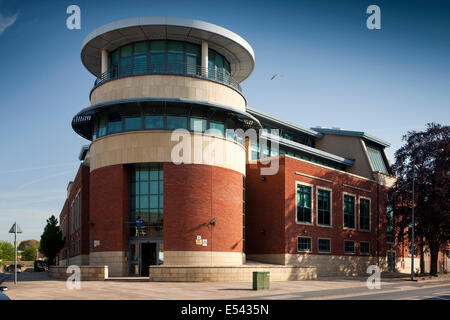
[8,222,23,285]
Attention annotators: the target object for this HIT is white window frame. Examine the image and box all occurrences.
[295,181,314,225]
[316,186,332,228]
[358,196,371,232]
[344,240,355,254]
[318,238,331,253]
[360,241,370,255]
[297,236,312,253]
[342,192,357,230]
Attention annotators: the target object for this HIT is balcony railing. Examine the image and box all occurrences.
[94,62,242,92]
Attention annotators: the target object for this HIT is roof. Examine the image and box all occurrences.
[310,127,391,147]
[262,132,355,167]
[246,106,323,138]
[78,145,90,161]
[81,16,255,82]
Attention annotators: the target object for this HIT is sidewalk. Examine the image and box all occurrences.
[2,271,449,300]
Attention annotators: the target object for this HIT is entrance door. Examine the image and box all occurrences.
[387,251,395,272]
[140,243,157,277]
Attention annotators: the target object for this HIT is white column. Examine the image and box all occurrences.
[101,49,108,76]
[201,40,208,77]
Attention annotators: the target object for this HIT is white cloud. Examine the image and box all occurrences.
[0,12,18,35]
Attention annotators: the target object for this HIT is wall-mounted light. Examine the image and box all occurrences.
[209,218,216,226]
[303,229,307,234]
[261,176,266,181]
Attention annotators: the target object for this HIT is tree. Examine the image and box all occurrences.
[391,123,450,275]
[0,241,14,263]
[21,246,38,261]
[39,215,65,265]
[18,239,40,251]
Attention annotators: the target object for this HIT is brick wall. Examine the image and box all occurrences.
[164,163,243,253]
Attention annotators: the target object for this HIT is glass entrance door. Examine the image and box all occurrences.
[129,241,161,276]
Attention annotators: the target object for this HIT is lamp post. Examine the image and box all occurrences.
[8,222,23,285]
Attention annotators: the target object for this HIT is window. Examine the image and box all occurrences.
[124,116,142,131]
[98,117,107,137]
[297,237,312,252]
[317,189,331,226]
[145,115,164,129]
[119,44,132,76]
[359,198,370,231]
[344,240,355,254]
[107,114,122,134]
[343,194,355,229]
[167,116,187,130]
[366,144,389,174]
[190,117,207,132]
[297,184,312,223]
[318,238,331,253]
[386,195,395,243]
[130,164,164,237]
[360,241,370,255]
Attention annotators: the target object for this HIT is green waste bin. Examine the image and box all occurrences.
[253,271,270,290]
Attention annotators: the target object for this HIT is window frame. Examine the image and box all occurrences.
[297,236,312,253]
[295,181,314,225]
[342,192,356,230]
[360,241,370,255]
[344,240,355,254]
[318,238,331,253]
[358,196,371,232]
[316,186,332,227]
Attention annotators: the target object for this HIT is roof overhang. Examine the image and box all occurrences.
[81,16,255,83]
[311,127,391,148]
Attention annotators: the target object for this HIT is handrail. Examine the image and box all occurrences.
[93,62,242,92]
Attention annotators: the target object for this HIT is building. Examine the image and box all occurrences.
[57,16,448,278]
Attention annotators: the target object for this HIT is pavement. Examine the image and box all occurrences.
[1,271,449,300]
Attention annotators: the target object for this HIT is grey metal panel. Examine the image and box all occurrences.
[311,127,391,147]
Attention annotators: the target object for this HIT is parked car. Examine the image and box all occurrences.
[6,265,21,273]
[34,261,48,272]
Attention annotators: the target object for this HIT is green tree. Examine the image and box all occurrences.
[18,239,40,251]
[39,215,65,265]
[0,241,14,263]
[391,123,450,275]
[21,246,38,261]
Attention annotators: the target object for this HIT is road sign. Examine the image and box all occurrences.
[8,223,22,234]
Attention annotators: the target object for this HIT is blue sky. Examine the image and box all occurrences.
[0,0,449,242]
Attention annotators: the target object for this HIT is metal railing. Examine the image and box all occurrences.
[94,62,242,92]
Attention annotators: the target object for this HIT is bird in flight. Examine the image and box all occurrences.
[270,73,280,80]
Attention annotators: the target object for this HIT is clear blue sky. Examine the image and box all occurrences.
[0,0,449,242]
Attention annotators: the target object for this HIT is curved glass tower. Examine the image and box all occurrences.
[72,17,259,276]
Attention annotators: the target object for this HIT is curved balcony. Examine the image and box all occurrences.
[93,62,242,93]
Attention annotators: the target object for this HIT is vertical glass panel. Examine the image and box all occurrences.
[167,116,187,130]
[150,181,158,194]
[150,195,158,209]
[150,40,165,53]
[167,53,184,74]
[210,121,225,137]
[150,53,165,72]
[149,168,159,180]
[107,115,122,134]
[134,41,148,55]
[124,116,142,131]
[190,117,207,132]
[140,181,149,194]
[134,55,147,74]
[140,170,149,181]
[168,41,184,53]
[98,118,107,137]
[119,57,132,76]
[186,43,200,55]
[140,196,149,209]
[186,55,197,75]
[120,44,132,57]
[145,115,164,129]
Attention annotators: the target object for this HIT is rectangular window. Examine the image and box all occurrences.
[190,117,207,132]
[343,194,355,229]
[167,53,184,74]
[134,55,147,74]
[297,237,312,252]
[344,240,355,254]
[366,144,389,174]
[359,198,370,231]
[210,121,225,137]
[360,241,370,255]
[150,53,165,73]
[107,116,122,135]
[317,189,331,226]
[186,55,197,75]
[297,184,312,223]
[145,115,164,129]
[134,41,148,55]
[318,238,331,253]
[167,116,187,130]
[124,116,142,131]
[98,118,107,137]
